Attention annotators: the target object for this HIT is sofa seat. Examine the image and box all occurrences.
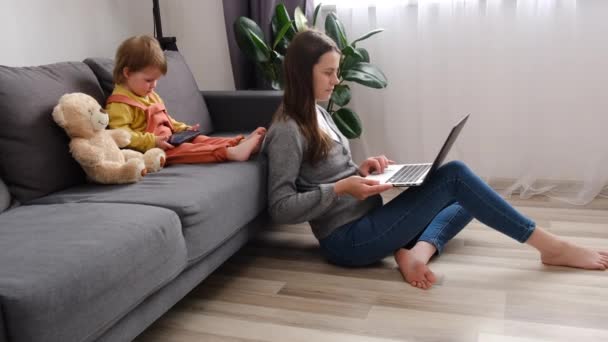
[0,203,186,342]
[30,157,267,264]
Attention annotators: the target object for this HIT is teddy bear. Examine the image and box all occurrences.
[52,92,166,184]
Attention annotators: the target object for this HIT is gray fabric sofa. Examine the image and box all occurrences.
[0,51,281,342]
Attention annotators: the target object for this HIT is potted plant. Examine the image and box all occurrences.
[234,3,387,139]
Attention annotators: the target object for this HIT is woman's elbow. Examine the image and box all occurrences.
[268,205,288,224]
[268,202,298,224]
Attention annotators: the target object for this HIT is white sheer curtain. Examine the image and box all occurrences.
[317,0,608,205]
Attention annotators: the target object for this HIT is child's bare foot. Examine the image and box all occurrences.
[243,127,266,141]
[248,127,267,138]
[394,248,437,290]
[540,241,608,270]
[249,127,266,136]
[227,134,262,161]
[243,127,266,154]
[246,127,266,152]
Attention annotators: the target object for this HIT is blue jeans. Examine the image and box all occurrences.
[319,160,536,267]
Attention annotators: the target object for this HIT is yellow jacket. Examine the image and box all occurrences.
[106,84,189,152]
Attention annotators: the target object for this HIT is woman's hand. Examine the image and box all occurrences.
[188,123,201,131]
[334,176,393,200]
[155,135,175,150]
[359,155,395,176]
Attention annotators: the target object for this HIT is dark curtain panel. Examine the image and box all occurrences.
[222,0,315,90]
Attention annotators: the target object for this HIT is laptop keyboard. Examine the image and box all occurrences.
[388,164,431,184]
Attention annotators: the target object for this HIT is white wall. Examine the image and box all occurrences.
[0,0,234,90]
[158,0,235,90]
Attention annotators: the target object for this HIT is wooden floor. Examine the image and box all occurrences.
[136,190,608,342]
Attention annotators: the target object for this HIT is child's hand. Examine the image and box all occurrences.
[155,135,175,150]
[189,123,200,131]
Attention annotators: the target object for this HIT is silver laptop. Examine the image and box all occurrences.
[366,114,469,187]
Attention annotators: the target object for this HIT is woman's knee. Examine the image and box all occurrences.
[441,160,469,174]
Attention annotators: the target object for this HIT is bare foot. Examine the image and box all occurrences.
[226,134,262,161]
[394,248,437,290]
[247,127,267,139]
[243,127,266,154]
[527,226,608,270]
[540,241,608,270]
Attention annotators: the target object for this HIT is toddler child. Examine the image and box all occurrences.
[106,35,265,164]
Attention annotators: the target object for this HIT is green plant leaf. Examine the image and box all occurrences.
[234,17,268,63]
[271,12,280,37]
[331,84,351,107]
[247,28,271,63]
[340,47,369,74]
[294,6,308,32]
[351,28,384,46]
[335,16,349,48]
[342,45,364,61]
[275,3,296,40]
[235,16,264,41]
[273,21,295,50]
[332,107,362,139]
[357,47,370,62]
[312,3,322,27]
[271,52,284,89]
[271,15,278,36]
[342,62,387,88]
[271,14,290,54]
[325,12,347,50]
[340,55,356,74]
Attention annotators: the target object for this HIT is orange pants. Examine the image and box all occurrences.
[165,134,244,164]
[106,94,245,165]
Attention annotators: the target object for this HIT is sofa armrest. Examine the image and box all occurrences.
[0,304,7,342]
[202,90,282,132]
[0,177,11,214]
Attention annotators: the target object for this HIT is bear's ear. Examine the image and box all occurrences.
[52,104,66,128]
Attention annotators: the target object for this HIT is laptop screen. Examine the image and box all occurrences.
[428,114,470,174]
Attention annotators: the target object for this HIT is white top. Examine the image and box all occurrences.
[316,108,340,142]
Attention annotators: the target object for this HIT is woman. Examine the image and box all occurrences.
[264,30,608,290]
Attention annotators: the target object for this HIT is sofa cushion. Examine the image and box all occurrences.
[84,51,213,134]
[30,157,267,263]
[0,177,10,213]
[82,57,115,99]
[0,62,105,203]
[0,203,186,342]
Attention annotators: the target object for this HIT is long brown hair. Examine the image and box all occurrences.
[275,30,341,164]
[113,35,167,85]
